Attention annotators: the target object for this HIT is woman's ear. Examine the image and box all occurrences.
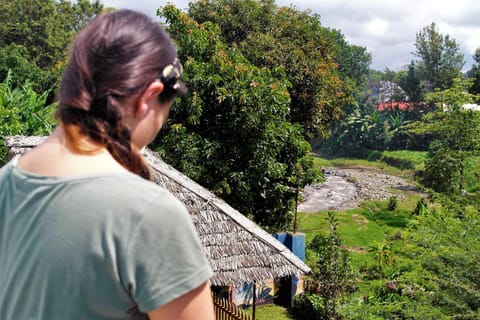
[135,81,164,119]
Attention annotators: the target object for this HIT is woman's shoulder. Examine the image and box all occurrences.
[63,172,189,228]
[90,172,174,202]
[102,173,185,209]
[99,173,193,235]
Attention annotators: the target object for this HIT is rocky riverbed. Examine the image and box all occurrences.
[297,168,422,213]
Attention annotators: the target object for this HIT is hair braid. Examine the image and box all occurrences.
[59,95,151,180]
[100,95,151,180]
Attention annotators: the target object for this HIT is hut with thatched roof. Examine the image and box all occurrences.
[3,136,311,289]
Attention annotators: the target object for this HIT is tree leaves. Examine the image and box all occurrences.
[414,79,480,195]
[414,22,465,91]
[0,0,103,93]
[157,5,321,230]
[0,72,56,164]
[187,0,369,138]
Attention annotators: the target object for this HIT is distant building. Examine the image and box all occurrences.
[461,103,480,111]
[376,101,415,111]
[442,103,480,112]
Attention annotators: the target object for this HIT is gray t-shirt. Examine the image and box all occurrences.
[0,157,213,319]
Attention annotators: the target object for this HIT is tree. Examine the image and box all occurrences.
[327,28,372,100]
[188,0,361,138]
[368,242,394,268]
[413,22,465,91]
[157,5,321,230]
[413,78,480,195]
[0,44,51,93]
[56,0,104,34]
[0,0,58,69]
[467,48,480,95]
[399,61,424,102]
[0,0,103,92]
[187,0,275,44]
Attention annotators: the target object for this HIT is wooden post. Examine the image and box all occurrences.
[252,280,256,320]
[293,185,299,233]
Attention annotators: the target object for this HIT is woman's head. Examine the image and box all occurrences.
[57,9,186,179]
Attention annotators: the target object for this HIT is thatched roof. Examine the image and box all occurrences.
[4,136,311,286]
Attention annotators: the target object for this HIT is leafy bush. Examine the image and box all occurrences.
[292,293,324,320]
[366,150,382,161]
[412,198,429,216]
[0,44,57,94]
[387,196,398,211]
[0,71,56,164]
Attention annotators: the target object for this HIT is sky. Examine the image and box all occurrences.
[102,0,480,71]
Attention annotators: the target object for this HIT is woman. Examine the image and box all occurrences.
[0,9,214,320]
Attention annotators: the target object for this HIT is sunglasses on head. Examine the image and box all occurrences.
[158,58,187,101]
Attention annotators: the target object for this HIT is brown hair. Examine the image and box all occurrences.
[56,9,182,179]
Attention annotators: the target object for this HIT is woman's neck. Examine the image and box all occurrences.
[16,126,128,177]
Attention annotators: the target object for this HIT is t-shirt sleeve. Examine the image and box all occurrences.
[121,191,213,312]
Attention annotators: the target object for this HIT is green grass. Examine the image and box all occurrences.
[313,156,405,176]
[256,156,426,317]
[298,209,385,246]
[312,150,428,178]
[360,206,410,229]
[244,304,294,320]
[297,193,421,269]
[380,150,427,171]
[381,150,427,163]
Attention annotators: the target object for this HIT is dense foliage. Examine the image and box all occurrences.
[414,22,465,91]
[468,48,480,95]
[187,0,370,137]
[0,0,103,93]
[412,79,480,196]
[156,5,321,230]
[0,72,56,164]
[322,105,412,155]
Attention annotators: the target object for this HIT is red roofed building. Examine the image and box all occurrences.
[376,101,415,111]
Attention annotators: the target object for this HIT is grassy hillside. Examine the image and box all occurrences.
[249,152,478,319]
[293,154,479,319]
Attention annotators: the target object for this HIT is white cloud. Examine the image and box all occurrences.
[102,0,480,71]
[364,18,389,38]
[464,31,480,54]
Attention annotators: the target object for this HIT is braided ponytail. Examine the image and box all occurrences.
[58,95,151,179]
[56,10,182,179]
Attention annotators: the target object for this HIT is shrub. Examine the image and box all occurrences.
[367,150,383,161]
[387,196,398,211]
[412,198,429,216]
[292,293,324,320]
[0,71,56,164]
